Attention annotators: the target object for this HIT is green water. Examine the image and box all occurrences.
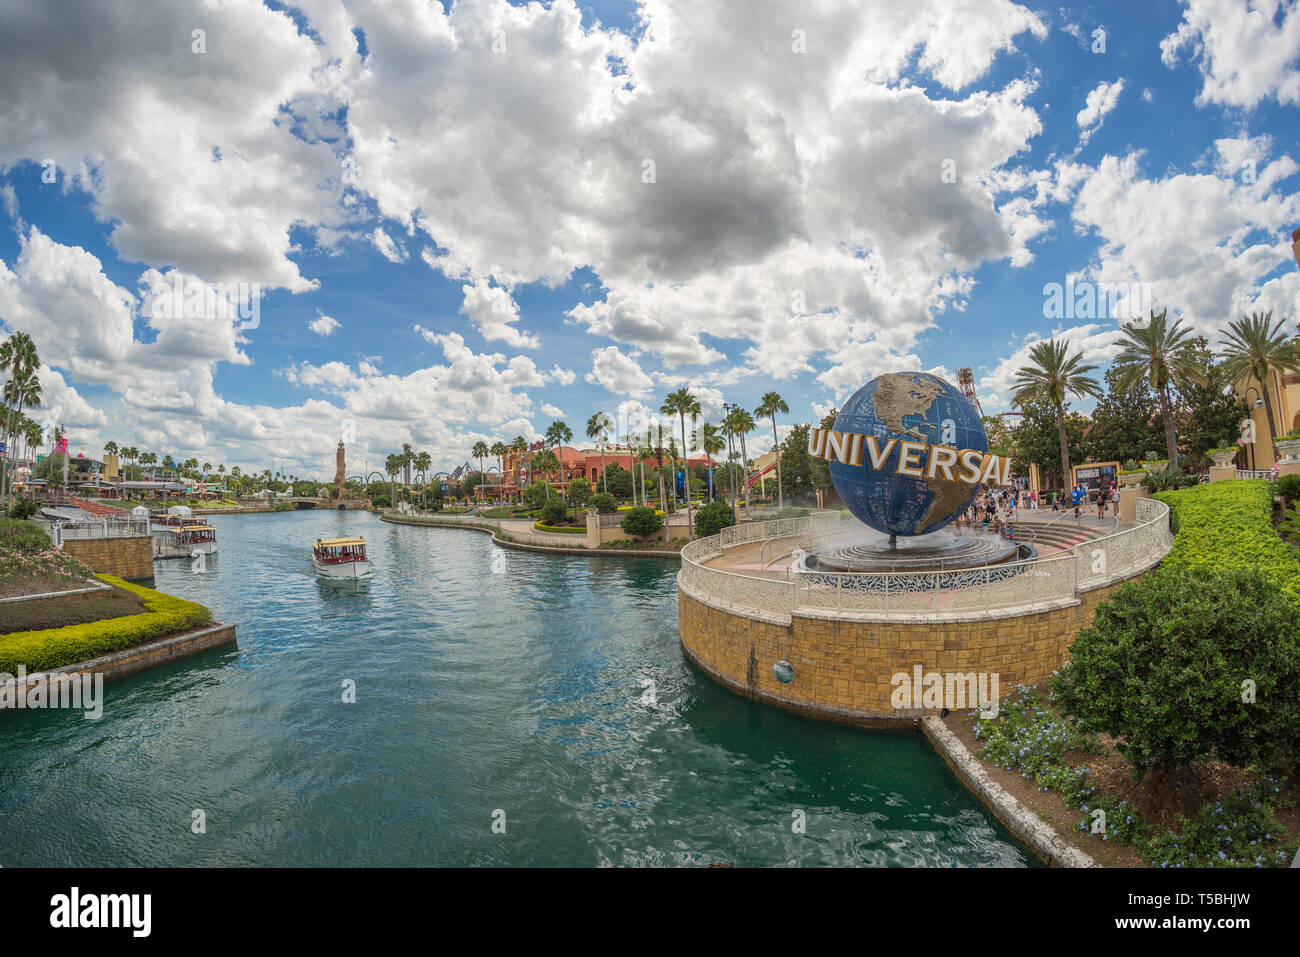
[0,511,1035,866]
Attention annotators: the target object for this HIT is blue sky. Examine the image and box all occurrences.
[0,0,1297,479]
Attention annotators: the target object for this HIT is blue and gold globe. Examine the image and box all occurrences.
[829,372,987,537]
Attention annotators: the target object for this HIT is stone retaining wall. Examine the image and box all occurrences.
[922,716,1094,867]
[678,580,1126,722]
[0,620,237,711]
[62,536,155,581]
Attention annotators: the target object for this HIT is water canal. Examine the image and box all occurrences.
[0,510,1035,866]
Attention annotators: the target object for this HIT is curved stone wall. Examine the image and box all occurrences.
[679,581,1125,723]
[677,503,1172,723]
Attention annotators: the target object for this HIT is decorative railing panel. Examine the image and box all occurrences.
[678,500,1173,621]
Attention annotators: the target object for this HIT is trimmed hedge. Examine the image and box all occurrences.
[1154,480,1300,607]
[0,576,213,674]
[533,522,586,534]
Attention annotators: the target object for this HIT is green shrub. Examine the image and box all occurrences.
[620,505,662,540]
[533,522,585,534]
[0,575,213,673]
[1275,473,1300,505]
[0,519,53,554]
[1054,566,1300,780]
[1155,480,1300,607]
[540,496,569,525]
[589,492,617,513]
[693,501,736,537]
[6,498,38,520]
[770,506,811,520]
[1141,467,1195,492]
[1281,507,1300,542]
[522,480,549,509]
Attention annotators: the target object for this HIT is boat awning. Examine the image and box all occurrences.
[316,537,365,546]
[175,524,216,532]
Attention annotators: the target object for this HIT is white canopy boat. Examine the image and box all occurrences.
[154,523,218,558]
[312,536,372,579]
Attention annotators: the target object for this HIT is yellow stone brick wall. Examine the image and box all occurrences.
[679,581,1125,722]
[63,537,155,581]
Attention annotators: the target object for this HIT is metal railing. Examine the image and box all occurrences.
[677,500,1173,621]
[39,515,151,546]
[1236,469,1275,480]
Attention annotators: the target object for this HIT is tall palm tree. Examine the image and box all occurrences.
[414,450,432,487]
[544,420,571,492]
[0,331,40,506]
[489,441,507,499]
[661,388,701,538]
[141,451,158,481]
[1110,309,1202,469]
[3,369,40,499]
[384,453,402,503]
[647,423,669,514]
[1011,339,1102,483]
[471,440,489,483]
[586,411,612,493]
[511,435,528,501]
[1218,310,1300,453]
[24,419,43,483]
[754,392,789,507]
[691,421,725,500]
[725,407,755,499]
[532,448,559,495]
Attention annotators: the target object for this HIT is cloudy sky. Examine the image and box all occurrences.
[1,0,1297,479]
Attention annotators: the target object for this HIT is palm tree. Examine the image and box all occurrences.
[725,407,755,500]
[754,392,789,506]
[1110,309,1202,469]
[661,388,702,538]
[532,448,560,495]
[489,441,507,499]
[544,420,572,492]
[0,331,40,506]
[1011,339,1102,483]
[692,421,725,501]
[647,423,669,514]
[3,369,40,501]
[511,435,528,501]
[24,419,43,481]
[414,450,432,488]
[471,441,489,485]
[586,411,613,493]
[141,451,158,481]
[1218,310,1300,454]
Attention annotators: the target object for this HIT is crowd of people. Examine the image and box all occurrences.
[953,477,1120,539]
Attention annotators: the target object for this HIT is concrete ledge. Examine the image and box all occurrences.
[0,577,113,605]
[380,513,683,558]
[921,716,1094,868]
[0,620,237,710]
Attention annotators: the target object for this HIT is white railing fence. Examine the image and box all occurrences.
[39,515,151,546]
[678,499,1173,620]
